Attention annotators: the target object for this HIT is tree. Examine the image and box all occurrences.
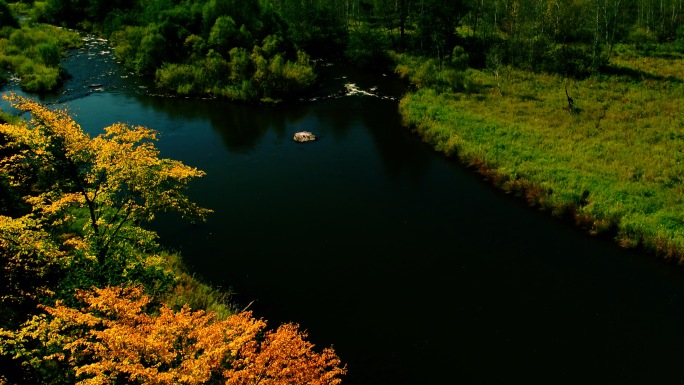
[0,286,347,385]
[0,94,211,339]
[208,15,238,53]
[224,321,346,385]
[0,93,211,265]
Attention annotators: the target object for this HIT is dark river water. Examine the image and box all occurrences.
[3,34,684,385]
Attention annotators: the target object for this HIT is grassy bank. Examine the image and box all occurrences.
[396,49,684,261]
[0,22,82,92]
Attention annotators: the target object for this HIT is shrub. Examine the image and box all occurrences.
[155,62,203,95]
[36,42,59,67]
[20,63,60,91]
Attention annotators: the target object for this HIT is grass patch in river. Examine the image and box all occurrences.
[0,22,82,92]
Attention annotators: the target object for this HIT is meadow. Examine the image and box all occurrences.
[397,47,684,261]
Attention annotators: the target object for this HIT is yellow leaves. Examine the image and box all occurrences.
[3,93,92,163]
[1,95,212,263]
[102,122,158,143]
[26,192,84,223]
[0,312,68,365]
[62,237,93,259]
[89,121,212,224]
[0,214,65,263]
[37,286,254,384]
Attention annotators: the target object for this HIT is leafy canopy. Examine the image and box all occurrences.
[0,93,211,265]
[1,286,346,385]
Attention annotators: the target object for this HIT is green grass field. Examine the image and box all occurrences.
[397,48,684,261]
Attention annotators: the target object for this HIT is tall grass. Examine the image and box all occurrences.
[159,252,238,320]
[397,48,684,262]
[0,24,81,92]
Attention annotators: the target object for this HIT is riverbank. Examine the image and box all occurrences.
[396,47,684,262]
[0,96,346,384]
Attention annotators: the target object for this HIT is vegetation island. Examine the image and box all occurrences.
[1,0,684,383]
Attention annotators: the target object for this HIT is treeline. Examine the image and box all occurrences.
[460,0,684,77]
[0,95,346,384]
[32,0,322,101]
[338,0,684,78]
[3,0,684,97]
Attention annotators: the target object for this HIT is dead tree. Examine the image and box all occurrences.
[565,85,574,111]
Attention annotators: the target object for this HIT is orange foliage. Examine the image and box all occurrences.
[225,323,346,385]
[29,286,346,385]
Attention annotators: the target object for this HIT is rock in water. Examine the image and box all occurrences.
[294,131,316,142]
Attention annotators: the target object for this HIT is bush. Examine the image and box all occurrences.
[155,62,204,95]
[674,25,684,53]
[37,42,59,67]
[628,27,659,46]
[450,45,469,71]
[20,61,61,92]
[393,52,473,93]
[0,24,81,91]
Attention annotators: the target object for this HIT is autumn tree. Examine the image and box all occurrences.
[0,286,346,385]
[0,93,211,264]
[0,93,211,328]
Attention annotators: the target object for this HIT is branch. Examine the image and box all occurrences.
[241,300,255,313]
[90,170,107,203]
[99,208,133,262]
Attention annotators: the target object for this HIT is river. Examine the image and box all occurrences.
[3,34,684,384]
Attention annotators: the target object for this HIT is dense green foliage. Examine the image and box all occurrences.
[32,0,323,101]
[5,0,683,98]
[0,21,81,92]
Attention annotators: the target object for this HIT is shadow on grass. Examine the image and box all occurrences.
[601,64,683,83]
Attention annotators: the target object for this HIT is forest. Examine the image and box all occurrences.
[1,0,681,97]
[1,0,684,384]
